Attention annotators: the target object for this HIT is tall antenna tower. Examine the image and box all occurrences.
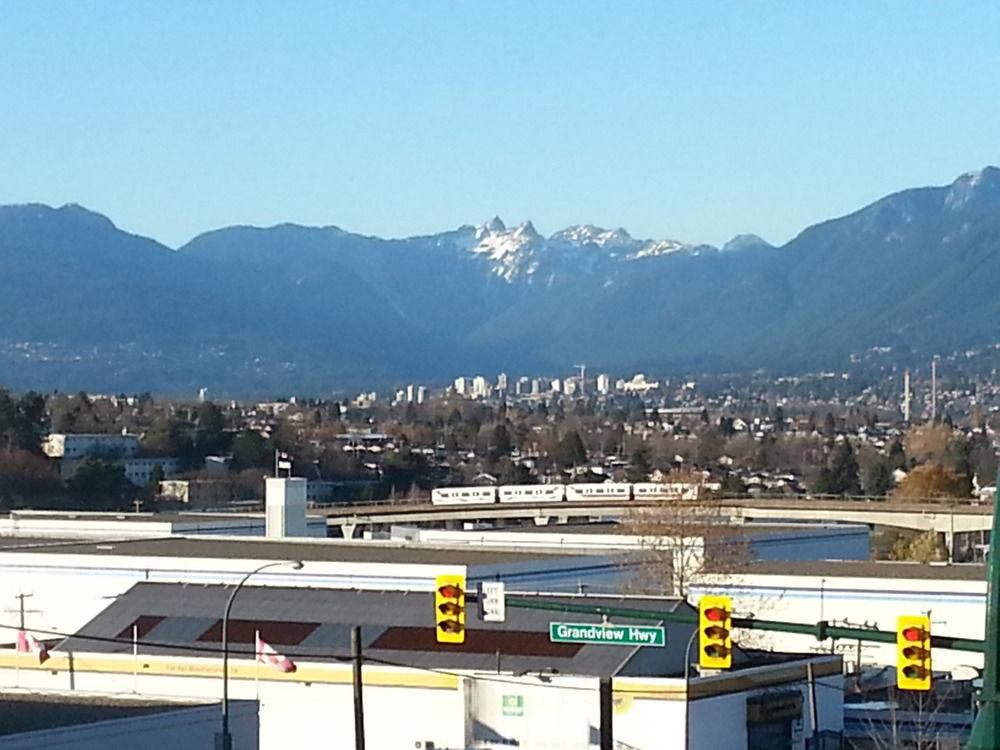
[903,370,911,423]
[575,364,586,396]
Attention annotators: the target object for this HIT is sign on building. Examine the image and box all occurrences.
[501,694,524,717]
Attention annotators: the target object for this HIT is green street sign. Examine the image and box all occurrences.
[549,622,665,647]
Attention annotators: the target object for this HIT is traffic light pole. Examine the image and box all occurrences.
[599,677,613,750]
[966,469,1000,749]
[503,597,986,653]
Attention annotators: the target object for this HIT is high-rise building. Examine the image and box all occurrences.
[416,386,427,404]
[596,373,611,395]
[454,377,470,396]
[496,372,508,392]
[472,375,490,399]
[405,384,416,403]
[515,376,529,396]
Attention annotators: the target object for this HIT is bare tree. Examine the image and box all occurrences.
[848,681,971,750]
[618,475,751,598]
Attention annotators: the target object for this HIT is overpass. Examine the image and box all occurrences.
[312,497,994,543]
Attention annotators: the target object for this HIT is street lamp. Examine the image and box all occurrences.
[217,560,304,750]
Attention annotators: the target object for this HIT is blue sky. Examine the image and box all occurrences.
[2,2,999,248]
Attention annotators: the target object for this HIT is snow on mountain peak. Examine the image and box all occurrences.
[513,220,540,240]
[945,166,1000,210]
[550,225,637,248]
[627,238,688,259]
[474,216,507,240]
[460,217,698,281]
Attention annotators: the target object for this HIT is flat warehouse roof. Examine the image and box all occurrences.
[60,582,694,677]
[735,559,986,581]
[3,511,263,524]
[0,693,210,736]
[0,535,581,565]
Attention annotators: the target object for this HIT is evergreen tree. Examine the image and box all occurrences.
[813,441,861,496]
[720,474,747,496]
[626,446,651,483]
[555,430,587,469]
[863,460,892,496]
[490,424,512,459]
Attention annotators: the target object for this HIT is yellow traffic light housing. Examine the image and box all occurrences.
[699,595,732,669]
[897,614,931,691]
[435,574,466,644]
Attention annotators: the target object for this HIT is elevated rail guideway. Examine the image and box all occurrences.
[313,496,993,541]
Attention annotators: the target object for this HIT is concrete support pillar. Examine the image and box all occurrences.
[341,523,357,540]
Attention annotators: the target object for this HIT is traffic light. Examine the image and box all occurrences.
[896,614,931,691]
[699,595,732,669]
[435,574,466,644]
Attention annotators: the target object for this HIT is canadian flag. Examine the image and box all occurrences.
[255,632,296,673]
[16,630,49,664]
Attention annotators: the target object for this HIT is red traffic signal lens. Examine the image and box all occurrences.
[704,607,727,622]
[902,627,926,642]
[438,584,463,599]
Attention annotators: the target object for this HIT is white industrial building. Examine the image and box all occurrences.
[0,509,327,540]
[691,559,988,673]
[0,583,844,749]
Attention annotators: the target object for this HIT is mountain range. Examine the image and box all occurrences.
[1,167,999,395]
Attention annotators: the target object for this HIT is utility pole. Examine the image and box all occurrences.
[352,626,366,750]
[599,677,613,750]
[5,593,39,630]
[967,469,1000,749]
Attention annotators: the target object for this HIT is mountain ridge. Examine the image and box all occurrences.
[0,166,998,394]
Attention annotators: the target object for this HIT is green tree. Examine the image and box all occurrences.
[720,473,747,496]
[194,401,227,457]
[555,430,587,469]
[231,430,271,471]
[863,460,892,496]
[66,457,135,511]
[626,446,652,483]
[490,424,512,460]
[813,441,861,496]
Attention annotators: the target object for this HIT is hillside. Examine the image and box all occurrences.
[1,168,998,393]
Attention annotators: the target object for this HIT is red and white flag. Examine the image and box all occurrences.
[255,632,296,673]
[16,630,49,664]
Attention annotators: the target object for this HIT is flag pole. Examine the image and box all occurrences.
[133,623,139,693]
[255,629,261,700]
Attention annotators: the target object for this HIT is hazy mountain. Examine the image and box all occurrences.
[1,167,998,394]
